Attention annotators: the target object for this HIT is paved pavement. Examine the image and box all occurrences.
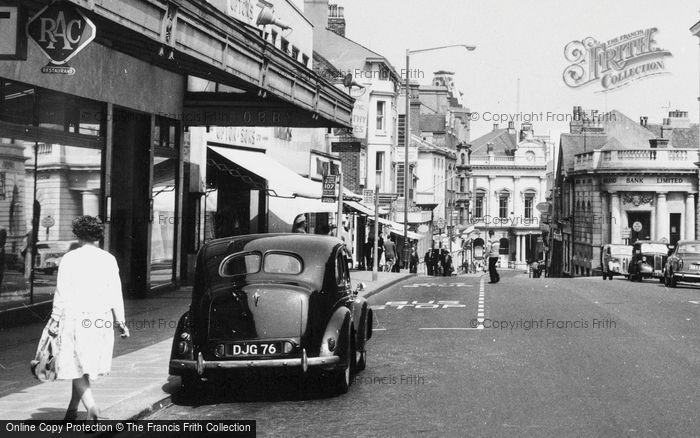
[0,270,413,421]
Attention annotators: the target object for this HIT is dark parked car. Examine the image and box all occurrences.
[628,241,669,282]
[169,234,373,395]
[664,240,700,288]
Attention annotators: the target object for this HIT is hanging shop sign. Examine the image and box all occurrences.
[322,175,337,203]
[26,1,96,73]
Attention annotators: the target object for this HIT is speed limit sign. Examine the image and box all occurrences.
[436,218,446,229]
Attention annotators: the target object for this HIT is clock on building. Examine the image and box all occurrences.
[525,151,535,161]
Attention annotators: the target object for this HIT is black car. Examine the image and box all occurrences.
[169,234,372,395]
[628,241,669,282]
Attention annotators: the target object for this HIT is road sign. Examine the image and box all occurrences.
[632,221,642,232]
[322,175,336,203]
[417,224,429,233]
[436,218,446,229]
[41,216,55,229]
[622,228,631,239]
[27,1,96,65]
[0,5,27,60]
[536,202,551,213]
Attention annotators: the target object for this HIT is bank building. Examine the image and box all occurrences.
[551,107,698,277]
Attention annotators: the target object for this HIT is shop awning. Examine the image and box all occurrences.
[343,200,423,240]
[209,146,321,199]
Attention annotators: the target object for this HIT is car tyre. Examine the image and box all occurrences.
[356,350,367,371]
[329,329,353,395]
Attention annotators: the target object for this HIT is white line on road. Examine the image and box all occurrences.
[476,278,485,330]
[419,328,483,331]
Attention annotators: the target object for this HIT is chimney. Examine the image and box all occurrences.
[327,4,345,37]
[507,121,516,134]
[640,116,648,127]
[409,82,421,136]
[304,0,329,29]
[666,109,690,129]
[493,123,499,131]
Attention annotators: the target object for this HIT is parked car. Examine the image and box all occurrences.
[664,240,700,288]
[34,240,79,275]
[628,241,669,282]
[169,234,373,395]
[600,244,632,280]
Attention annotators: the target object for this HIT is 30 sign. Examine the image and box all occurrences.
[26,1,96,66]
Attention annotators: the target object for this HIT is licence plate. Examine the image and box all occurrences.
[690,264,700,271]
[227,342,282,356]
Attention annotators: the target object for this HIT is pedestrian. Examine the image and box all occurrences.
[409,246,419,274]
[383,235,397,271]
[424,250,432,275]
[291,214,307,233]
[46,216,129,421]
[486,230,500,283]
[364,238,374,270]
[431,248,440,276]
[443,251,453,276]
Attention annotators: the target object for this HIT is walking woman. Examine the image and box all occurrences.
[47,216,129,421]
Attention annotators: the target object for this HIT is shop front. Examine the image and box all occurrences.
[0,0,352,308]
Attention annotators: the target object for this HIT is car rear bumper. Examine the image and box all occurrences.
[170,349,340,376]
[673,272,700,282]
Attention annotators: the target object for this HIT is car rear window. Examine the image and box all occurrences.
[264,253,302,274]
[219,252,261,277]
[640,244,668,254]
[677,243,700,254]
[610,246,632,255]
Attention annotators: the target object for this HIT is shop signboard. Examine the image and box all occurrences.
[322,175,336,203]
[27,1,96,73]
[0,4,27,60]
[331,141,362,153]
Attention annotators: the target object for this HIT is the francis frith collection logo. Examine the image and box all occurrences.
[563,28,672,92]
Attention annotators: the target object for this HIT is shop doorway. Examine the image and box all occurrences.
[670,213,681,246]
[627,211,651,243]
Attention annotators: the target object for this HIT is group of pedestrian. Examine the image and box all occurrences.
[362,234,405,272]
[423,248,453,276]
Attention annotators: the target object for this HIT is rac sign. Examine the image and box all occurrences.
[26,2,96,65]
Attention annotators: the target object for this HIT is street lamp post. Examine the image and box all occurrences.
[403,44,475,269]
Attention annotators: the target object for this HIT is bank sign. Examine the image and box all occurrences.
[563,28,672,92]
[26,1,96,68]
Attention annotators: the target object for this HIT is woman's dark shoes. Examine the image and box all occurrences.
[86,406,100,424]
[63,408,78,421]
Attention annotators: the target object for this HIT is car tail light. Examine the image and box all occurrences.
[283,342,293,354]
[327,337,336,352]
[177,341,190,355]
[180,332,191,341]
[642,256,646,262]
[214,344,225,358]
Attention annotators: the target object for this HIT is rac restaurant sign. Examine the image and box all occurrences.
[563,28,672,92]
[26,1,96,74]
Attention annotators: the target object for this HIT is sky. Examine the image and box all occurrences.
[337,0,700,142]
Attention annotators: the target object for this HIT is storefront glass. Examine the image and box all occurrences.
[0,79,104,309]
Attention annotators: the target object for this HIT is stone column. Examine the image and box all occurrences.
[686,193,696,240]
[516,233,521,263]
[610,192,621,243]
[602,192,610,244]
[656,192,668,242]
[488,176,496,219]
[513,176,520,221]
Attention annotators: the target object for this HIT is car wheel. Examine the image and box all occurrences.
[356,350,367,371]
[329,329,353,395]
[659,277,665,283]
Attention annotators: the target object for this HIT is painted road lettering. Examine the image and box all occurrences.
[372,300,467,310]
[402,283,472,288]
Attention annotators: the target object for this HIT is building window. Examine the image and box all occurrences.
[280,38,289,54]
[499,195,509,219]
[499,238,509,255]
[459,178,465,193]
[291,46,300,61]
[375,151,384,190]
[301,54,309,67]
[524,194,535,219]
[376,101,385,132]
[475,193,484,218]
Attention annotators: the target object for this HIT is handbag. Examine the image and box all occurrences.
[30,321,58,382]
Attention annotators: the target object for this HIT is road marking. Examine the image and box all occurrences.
[419,328,482,331]
[689,301,700,305]
[403,283,473,288]
[476,278,485,329]
[372,300,467,310]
